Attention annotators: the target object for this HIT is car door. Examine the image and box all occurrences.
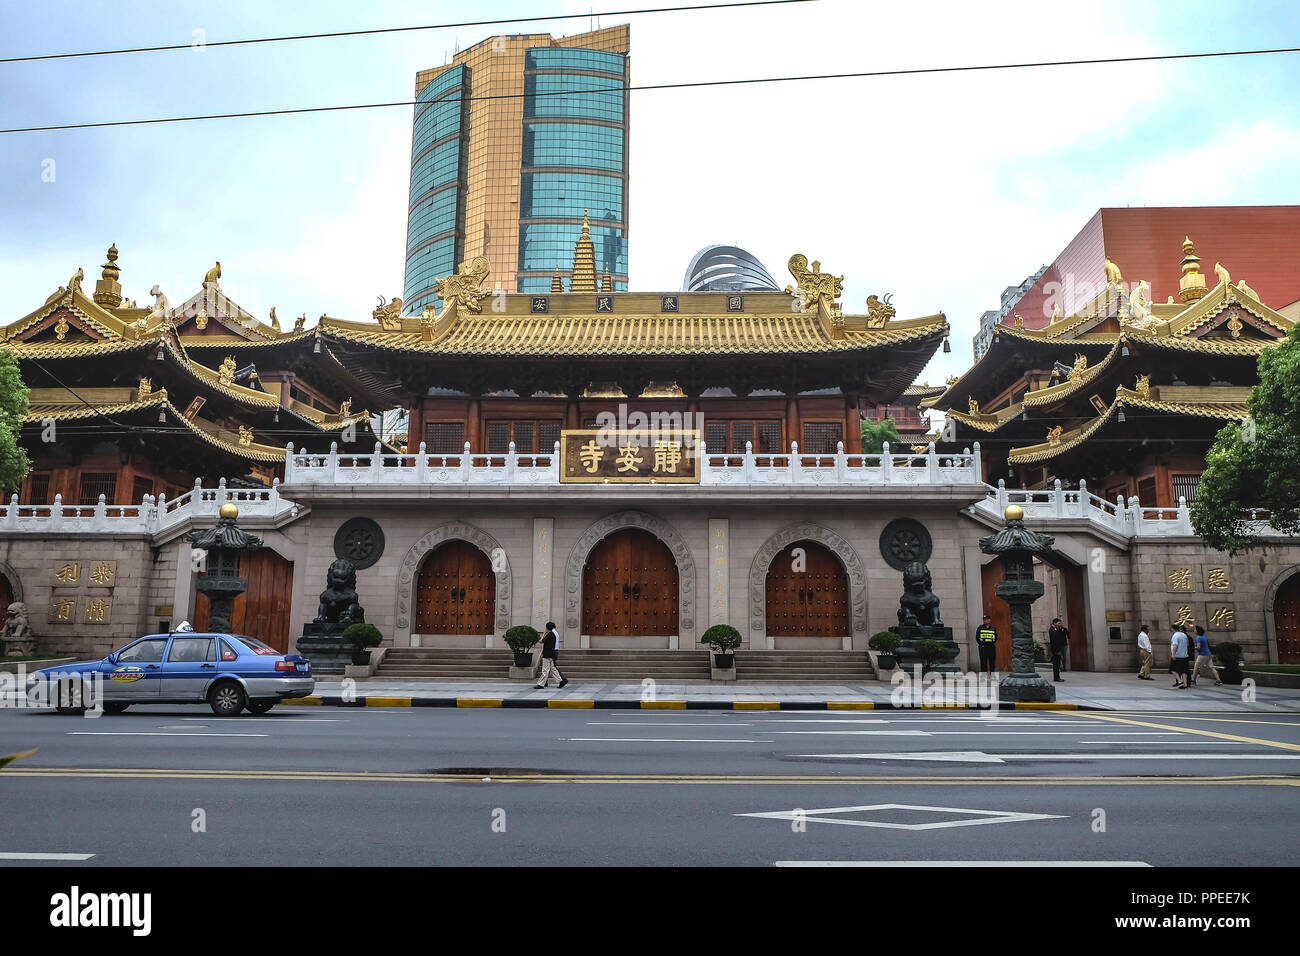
[159,635,217,700]
[104,637,169,699]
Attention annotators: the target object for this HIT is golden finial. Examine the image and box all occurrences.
[581,208,590,237]
[94,243,124,308]
[1004,504,1024,521]
[569,211,597,293]
[219,502,239,520]
[601,263,613,294]
[551,267,564,293]
[1178,236,1208,302]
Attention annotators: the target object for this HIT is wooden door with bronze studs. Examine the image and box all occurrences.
[416,541,496,634]
[765,541,849,637]
[194,549,295,651]
[582,529,678,636]
[1276,573,1300,664]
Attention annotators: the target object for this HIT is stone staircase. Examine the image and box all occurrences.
[376,647,712,682]
[375,647,875,683]
[735,650,876,683]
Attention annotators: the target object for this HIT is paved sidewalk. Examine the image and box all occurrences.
[288,671,1300,713]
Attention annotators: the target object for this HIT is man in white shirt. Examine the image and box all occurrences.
[1170,625,1191,689]
[1136,623,1153,680]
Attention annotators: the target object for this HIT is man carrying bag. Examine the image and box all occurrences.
[534,621,568,690]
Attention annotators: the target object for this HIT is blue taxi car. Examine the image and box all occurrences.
[27,630,314,716]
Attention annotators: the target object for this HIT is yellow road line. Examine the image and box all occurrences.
[365,697,411,707]
[1074,711,1300,751]
[640,701,687,709]
[1102,715,1300,728]
[734,701,780,710]
[1016,702,1079,710]
[3,768,1295,786]
[827,701,875,710]
[456,698,503,708]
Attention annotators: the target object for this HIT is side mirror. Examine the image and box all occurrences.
[106,653,117,664]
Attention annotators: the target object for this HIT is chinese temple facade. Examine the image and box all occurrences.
[2,231,1299,673]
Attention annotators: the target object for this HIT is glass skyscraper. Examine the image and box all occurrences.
[403,26,630,315]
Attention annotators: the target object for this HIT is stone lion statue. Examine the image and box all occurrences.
[897,561,943,628]
[1,602,36,656]
[313,559,365,626]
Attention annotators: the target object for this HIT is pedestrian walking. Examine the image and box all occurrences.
[1190,624,1222,686]
[1048,617,1069,682]
[975,614,998,675]
[534,621,568,689]
[1170,623,1191,689]
[1136,623,1154,679]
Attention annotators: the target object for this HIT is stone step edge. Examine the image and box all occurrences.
[282,697,1092,711]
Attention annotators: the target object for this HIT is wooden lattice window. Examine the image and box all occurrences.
[486,420,562,454]
[704,420,782,454]
[1171,473,1201,505]
[27,472,51,505]
[424,421,466,454]
[801,421,843,454]
[132,476,154,503]
[78,472,118,505]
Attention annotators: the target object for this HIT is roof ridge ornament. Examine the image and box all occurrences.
[865,293,895,328]
[1103,256,1122,286]
[373,295,404,330]
[435,256,491,315]
[204,261,222,288]
[784,254,843,314]
[1178,236,1208,302]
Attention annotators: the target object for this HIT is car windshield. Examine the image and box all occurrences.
[230,635,279,656]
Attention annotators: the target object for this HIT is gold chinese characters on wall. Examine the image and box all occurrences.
[560,429,702,483]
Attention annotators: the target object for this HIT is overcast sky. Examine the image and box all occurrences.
[3,0,1299,386]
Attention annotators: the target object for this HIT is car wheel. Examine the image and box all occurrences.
[247,699,275,715]
[103,702,130,715]
[208,681,247,717]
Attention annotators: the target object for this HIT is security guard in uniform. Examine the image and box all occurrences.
[976,613,998,674]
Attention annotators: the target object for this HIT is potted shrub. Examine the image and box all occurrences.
[1032,641,1049,664]
[1215,640,1244,685]
[341,623,382,665]
[702,624,742,667]
[868,631,901,670]
[912,638,955,674]
[504,625,541,668]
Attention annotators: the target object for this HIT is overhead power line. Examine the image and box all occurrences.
[0,0,809,64]
[3,44,1298,135]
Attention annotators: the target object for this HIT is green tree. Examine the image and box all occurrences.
[861,416,902,454]
[1191,324,1300,553]
[0,351,31,496]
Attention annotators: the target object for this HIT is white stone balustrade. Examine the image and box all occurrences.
[281,440,985,489]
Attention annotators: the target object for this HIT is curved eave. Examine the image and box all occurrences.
[1167,282,1296,338]
[944,401,1025,433]
[168,345,280,408]
[181,329,316,349]
[1007,389,1249,465]
[1126,329,1277,356]
[1021,341,1121,409]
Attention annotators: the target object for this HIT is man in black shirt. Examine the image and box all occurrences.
[534,621,568,689]
[1048,617,1069,682]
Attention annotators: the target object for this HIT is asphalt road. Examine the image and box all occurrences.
[2,705,1297,866]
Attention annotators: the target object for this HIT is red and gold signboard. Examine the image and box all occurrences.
[560,429,701,483]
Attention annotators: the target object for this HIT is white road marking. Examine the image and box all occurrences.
[776,861,1151,867]
[179,717,342,722]
[0,852,96,861]
[769,730,1177,736]
[738,803,1066,831]
[769,730,929,736]
[757,717,1093,725]
[563,737,757,744]
[795,751,1300,762]
[68,732,269,738]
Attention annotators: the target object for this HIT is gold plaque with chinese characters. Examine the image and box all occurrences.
[1167,602,1202,633]
[51,561,82,588]
[1201,565,1232,593]
[47,597,78,624]
[82,597,113,625]
[1164,565,1194,593]
[1206,603,1236,631]
[86,560,117,588]
[560,429,701,483]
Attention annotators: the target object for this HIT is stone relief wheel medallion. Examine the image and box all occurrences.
[334,517,385,571]
[880,518,932,572]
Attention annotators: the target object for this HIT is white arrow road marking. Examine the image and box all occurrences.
[776,860,1151,867]
[68,732,269,738]
[737,803,1067,830]
[562,737,757,743]
[0,852,96,860]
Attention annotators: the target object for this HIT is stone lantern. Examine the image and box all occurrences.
[979,504,1057,703]
[184,502,262,633]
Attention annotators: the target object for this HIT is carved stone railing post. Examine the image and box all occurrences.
[881,441,892,483]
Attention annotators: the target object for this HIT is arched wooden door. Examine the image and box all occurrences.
[765,541,849,637]
[582,528,679,636]
[1275,572,1300,663]
[193,549,294,651]
[415,541,495,635]
[0,572,13,618]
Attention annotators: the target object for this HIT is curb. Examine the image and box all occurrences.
[281,697,1093,711]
